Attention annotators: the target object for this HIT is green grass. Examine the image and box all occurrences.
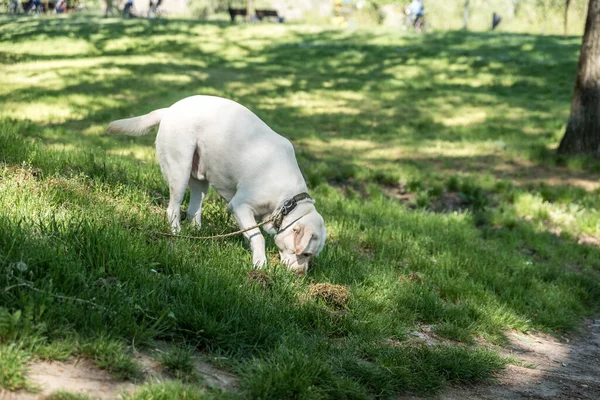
[0,16,599,398]
[159,346,198,382]
[124,382,219,400]
[0,344,31,391]
[45,392,91,400]
[80,338,142,380]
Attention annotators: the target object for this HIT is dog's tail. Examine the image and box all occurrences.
[106,108,168,136]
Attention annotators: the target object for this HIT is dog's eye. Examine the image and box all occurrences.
[302,253,312,258]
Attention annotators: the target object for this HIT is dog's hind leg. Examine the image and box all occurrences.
[188,178,209,229]
[165,177,188,233]
[156,130,194,233]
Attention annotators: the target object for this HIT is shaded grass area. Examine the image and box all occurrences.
[158,346,199,382]
[1,16,600,398]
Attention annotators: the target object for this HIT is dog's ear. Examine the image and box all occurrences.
[293,223,315,255]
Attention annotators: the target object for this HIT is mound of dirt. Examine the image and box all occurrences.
[309,283,350,309]
[246,269,273,288]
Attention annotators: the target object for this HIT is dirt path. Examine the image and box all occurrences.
[429,319,600,400]
[1,359,135,400]
[2,321,599,399]
[1,352,238,400]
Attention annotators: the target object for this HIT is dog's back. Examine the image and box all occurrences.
[156,95,304,202]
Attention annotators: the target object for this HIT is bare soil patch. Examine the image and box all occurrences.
[402,319,600,400]
[425,155,600,192]
[1,359,135,400]
[1,350,238,400]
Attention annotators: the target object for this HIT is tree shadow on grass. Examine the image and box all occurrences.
[0,18,581,143]
[0,18,585,195]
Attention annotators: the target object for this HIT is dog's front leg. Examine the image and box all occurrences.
[230,204,267,268]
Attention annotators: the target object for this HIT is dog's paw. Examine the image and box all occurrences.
[252,255,267,269]
[189,217,202,230]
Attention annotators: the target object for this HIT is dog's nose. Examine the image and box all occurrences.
[288,262,308,276]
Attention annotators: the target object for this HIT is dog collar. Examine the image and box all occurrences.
[272,193,312,231]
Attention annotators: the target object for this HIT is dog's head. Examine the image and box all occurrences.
[274,210,326,275]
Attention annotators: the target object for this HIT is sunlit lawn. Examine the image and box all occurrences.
[1,16,599,398]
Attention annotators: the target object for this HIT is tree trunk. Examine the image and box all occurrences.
[507,0,515,19]
[463,0,470,30]
[564,0,572,37]
[246,0,252,21]
[514,0,522,17]
[558,0,600,158]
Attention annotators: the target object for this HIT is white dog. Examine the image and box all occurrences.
[107,95,326,274]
